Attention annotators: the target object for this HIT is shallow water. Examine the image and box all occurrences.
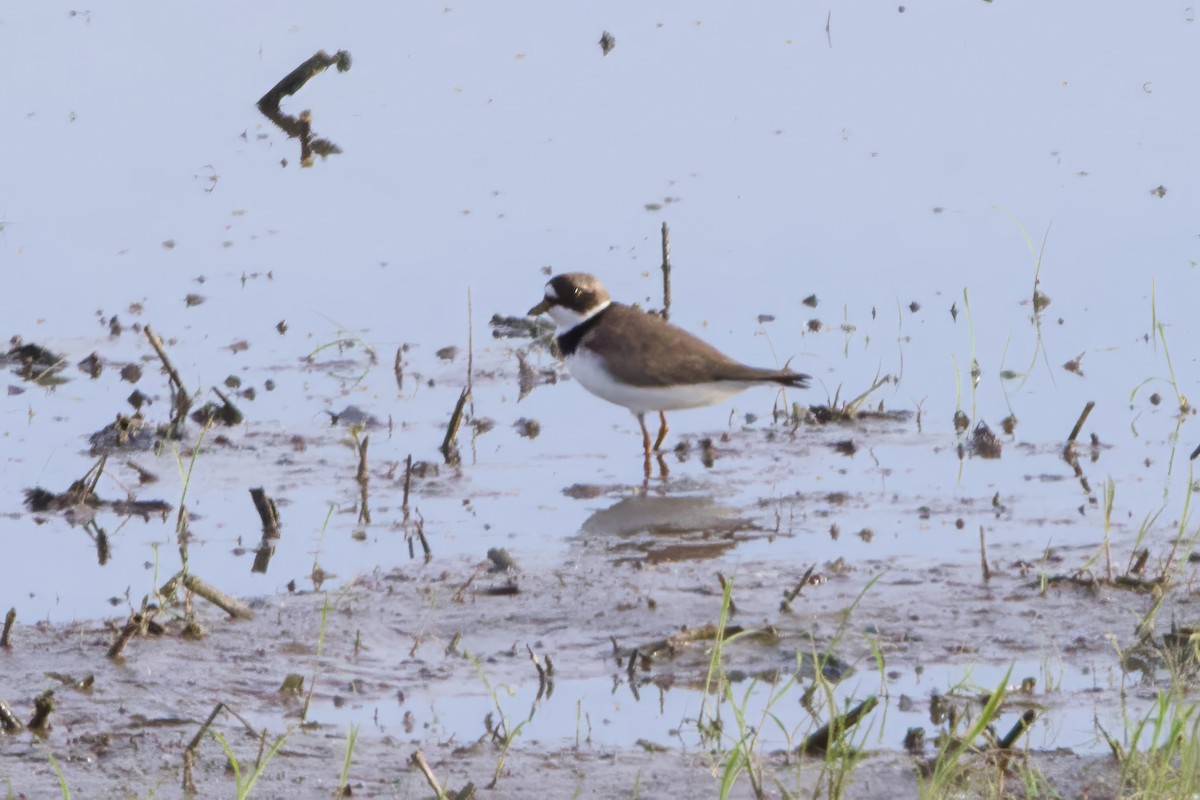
[3,2,1200,797]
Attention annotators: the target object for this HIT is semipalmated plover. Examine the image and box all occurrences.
[528,272,809,454]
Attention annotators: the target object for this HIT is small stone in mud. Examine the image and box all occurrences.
[955,518,964,529]
[599,30,616,55]
[806,319,822,332]
[757,314,775,324]
[436,346,459,362]
[487,547,517,573]
[162,239,176,249]
[120,364,142,384]
[857,528,874,542]
[227,340,249,354]
[109,316,122,337]
[279,674,305,695]
[7,385,24,396]
[225,375,242,389]
[185,294,205,307]
[77,353,103,378]
[290,435,307,452]
[513,418,540,439]
[328,405,381,428]
[240,387,256,401]
[802,294,818,308]
[918,506,930,520]
[1150,393,1161,406]
[264,379,276,391]
[127,389,147,409]
[829,524,840,540]
[276,320,288,334]
[833,439,856,456]
[699,437,716,468]
[1001,414,1017,434]
[909,301,920,313]
[1150,184,1167,198]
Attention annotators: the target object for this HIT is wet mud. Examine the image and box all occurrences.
[4,323,1199,799]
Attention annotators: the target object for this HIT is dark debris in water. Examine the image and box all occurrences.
[489,312,554,343]
[77,352,103,379]
[25,457,171,522]
[598,30,616,56]
[6,339,70,386]
[513,417,540,439]
[326,405,382,429]
[968,421,1002,459]
[256,49,351,167]
[89,413,160,453]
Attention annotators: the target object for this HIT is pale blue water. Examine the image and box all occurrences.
[2,2,1198,770]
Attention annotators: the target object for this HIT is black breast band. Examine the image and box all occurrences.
[556,306,610,356]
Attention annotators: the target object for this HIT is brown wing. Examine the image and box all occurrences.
[581,304,805,387]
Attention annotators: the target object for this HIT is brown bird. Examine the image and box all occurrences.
[528,272,809,454]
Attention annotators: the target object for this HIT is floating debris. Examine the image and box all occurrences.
[77,352,103,378]
[489,312,553,342]
[1063,352,1085,376]
[513,417,540,439]
[89,412,157,452]
[968,421,1002,459]
[326,405,382,428]
[257,49,352,167]
[7,340,69,385]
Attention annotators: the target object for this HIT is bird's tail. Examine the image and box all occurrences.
[774,372,810,389]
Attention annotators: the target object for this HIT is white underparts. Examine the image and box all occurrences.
[566,347,753,413]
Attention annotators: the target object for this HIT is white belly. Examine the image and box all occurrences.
[566,349,752,413]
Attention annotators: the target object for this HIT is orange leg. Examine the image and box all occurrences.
[652,411,669,452]
[637,412,652,456]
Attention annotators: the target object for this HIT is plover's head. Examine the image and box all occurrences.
[527,272,612,330]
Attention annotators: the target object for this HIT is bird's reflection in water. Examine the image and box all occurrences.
[576,495,759,564]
